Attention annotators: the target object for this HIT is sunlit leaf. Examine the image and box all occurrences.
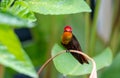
[0,10,34,27]
[26,0,91,15]
[0,27,38,78]
[51,44,112,76]
[0,0,14,8]
[9,1,36,22]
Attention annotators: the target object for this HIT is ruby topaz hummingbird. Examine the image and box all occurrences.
[61,26,89,64]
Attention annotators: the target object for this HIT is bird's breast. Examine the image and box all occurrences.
[61,32,72,44]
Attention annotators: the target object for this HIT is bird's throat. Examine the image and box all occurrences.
[62,32,72,44]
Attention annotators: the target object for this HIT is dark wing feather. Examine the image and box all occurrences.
[71,35,82,51]
[71,35,89,64]
[61,34,89,64]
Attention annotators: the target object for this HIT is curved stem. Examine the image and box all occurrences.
[37,51,66,76]
[38,50,97,78]
[70,50,97,78]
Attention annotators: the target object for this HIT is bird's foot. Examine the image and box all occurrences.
[66,50,70,53]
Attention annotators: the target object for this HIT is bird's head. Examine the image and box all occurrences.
[62,26,73,44]
[64,26,72,32]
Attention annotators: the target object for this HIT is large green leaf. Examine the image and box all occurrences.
[26,0,91,15]
[0,10,34,27]
[100,52,120,78]
[51,44,112,76]
[0,26,38,78]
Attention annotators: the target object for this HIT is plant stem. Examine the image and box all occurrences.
[109,0,120,54]
[90,0,101,56]
[37,51,66,76]
[0,65,4,78]
[70,50,97,78]
[85,0,91,54]
[38,50,97,78]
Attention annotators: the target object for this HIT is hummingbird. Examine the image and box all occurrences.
[61,26,89,64]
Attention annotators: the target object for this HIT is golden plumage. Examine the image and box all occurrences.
[61,32,72,44]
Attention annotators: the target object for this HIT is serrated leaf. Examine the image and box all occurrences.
[51,44,112,76]
[26,0,91,15]
[0,10,34,28]
[0,0,14,8]
[0,27,38,78]
[9,1,36,22]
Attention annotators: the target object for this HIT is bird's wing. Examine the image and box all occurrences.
[71,34,89,64]
[72,34,82,51]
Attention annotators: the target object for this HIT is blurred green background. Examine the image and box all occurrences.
[0,0,120,78]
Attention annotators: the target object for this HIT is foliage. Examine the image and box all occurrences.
[0,26,37,78]
[0,0,120,78]
[52,44,112,76]
[0,10,34,27]
[26,0,91,15]
[100,52,120,78]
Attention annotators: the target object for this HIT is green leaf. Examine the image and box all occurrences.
[51,44,112,76]
[9,1,36,22]
[0,27,38,78]
[0,0,14,8]
[0,10,34,28]
[26,0,91,15]
[100,52,120,78]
